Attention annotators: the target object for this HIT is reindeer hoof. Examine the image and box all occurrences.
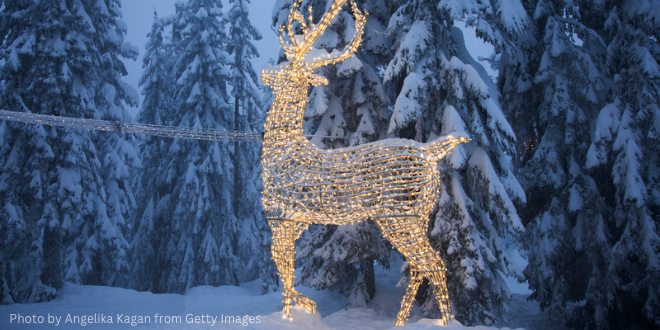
[282,303,293,319]
[292,291,317,314]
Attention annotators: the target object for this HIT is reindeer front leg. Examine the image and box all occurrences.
[395,269,423,327]
[269,220,317,317]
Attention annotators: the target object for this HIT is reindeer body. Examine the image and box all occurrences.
[263,131,462,224]
[261,0,468,326]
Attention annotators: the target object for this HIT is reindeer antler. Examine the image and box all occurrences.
[279,0,367,66]
[279,0,304,60]
[309,0,366,69]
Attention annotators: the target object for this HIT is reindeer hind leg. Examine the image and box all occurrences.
[376,215,452,326]
[409,244,452,325]
[428,268,452,324]
[394,269,423,327]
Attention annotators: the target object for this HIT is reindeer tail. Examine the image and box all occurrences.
[421,135,471,163]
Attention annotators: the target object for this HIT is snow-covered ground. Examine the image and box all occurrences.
[0,260,561,330]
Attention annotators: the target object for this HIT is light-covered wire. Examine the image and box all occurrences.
[0,109,260,142]
[0,109,348,142]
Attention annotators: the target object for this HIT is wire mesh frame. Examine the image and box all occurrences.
[261,0,469,326]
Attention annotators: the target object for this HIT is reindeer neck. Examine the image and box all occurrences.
[264,84,308,143]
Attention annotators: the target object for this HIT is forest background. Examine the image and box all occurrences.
[0,1,658,329]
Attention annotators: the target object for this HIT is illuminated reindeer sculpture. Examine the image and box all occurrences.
[260,0,468,326]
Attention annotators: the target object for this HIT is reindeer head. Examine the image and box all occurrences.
[261,0,367,90]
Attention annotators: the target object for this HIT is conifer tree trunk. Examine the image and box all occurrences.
[234,82,242,217]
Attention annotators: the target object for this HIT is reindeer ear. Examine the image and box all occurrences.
[259,71,272,86]
[308,74,329,86]
[261,71,285,89]
[260,71,272,86]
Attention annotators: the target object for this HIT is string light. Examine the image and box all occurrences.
[261,0,468,326]
[0,109,260,142]
[0,110,351,142]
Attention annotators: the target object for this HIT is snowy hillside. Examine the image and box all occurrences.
[1,262,559,330]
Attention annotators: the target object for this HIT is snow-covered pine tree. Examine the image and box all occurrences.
[135,0,242,293]
[383,0,527,325]
[130,11,178,293]
[502,1,660,328]
[499,0,611,326]
[271,0,393,307]
[585,2,660,327]
[0,0,139,302]
[225,0,271,287]
[136,11,176,129]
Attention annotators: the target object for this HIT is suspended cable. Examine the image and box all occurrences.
[0,109,347,142]
[0,109,260,142]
